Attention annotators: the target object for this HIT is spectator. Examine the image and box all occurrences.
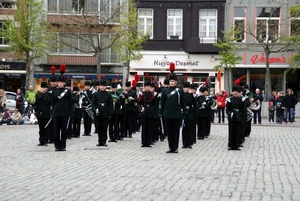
[268,102,275,124]
[25,85,36,106]
[268,91,277,106]
[252,88,263,124]
[0,89,7,113]
[216,90,228,123]
[283,88,297,124]
[276,91,284,124]
[11,108,25,125]
[15,88,24,115]
[1,108,12,125]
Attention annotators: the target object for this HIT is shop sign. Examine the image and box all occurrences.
[153,60,199,67]
[250,52,286,64]
[0,64,11,70]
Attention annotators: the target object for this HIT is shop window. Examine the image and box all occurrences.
[256,7,280,43]
[199,9,217,43]
[233,7,246,42]
[167,9,182,40]
[138,8,153,39]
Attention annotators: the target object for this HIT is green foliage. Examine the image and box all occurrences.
[116,0,149,78]
[213,27,243,71]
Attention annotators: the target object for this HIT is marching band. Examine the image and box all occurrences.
[35,63,256,152]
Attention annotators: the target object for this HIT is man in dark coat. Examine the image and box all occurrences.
[72,86,82,138]
[109,82,124,142]
[81,79,93,136]
[92,78,113,146]
[160,69,186,153]
[51,68,73,151]
[35,79,51,146]
[226,85,246,151]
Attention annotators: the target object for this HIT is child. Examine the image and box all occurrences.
[275,102,283,124]
[1,108,12,125]
[268,102,275,124]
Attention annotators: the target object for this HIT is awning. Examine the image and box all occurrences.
[34,74,123,79]
[0,70,26,74]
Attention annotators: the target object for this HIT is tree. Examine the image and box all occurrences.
[234,1,293,101]
[51,0,128,79]
[213,27,243,92]
[2,0,51,88]
[115,0,149,81]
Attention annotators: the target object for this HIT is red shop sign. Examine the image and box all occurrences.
[250,52,286,64]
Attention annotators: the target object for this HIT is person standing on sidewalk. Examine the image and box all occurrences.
[160,63,186,153]
[252,88,263,124]
[216,90,228,124]
[51,64,73,151]
[282,88,297,124]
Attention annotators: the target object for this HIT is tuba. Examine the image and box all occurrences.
[247,108,253,121]
[250,99,261,111]
[85,104,94,119]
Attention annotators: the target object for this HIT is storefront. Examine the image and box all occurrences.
[130,51,221,91]
[0,61,26,92]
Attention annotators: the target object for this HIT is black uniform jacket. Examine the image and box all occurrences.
[138,91,156,118]
[160,87,186,119]
[51,88,73,117]
[35,91,51,118]
[91,90,113,118]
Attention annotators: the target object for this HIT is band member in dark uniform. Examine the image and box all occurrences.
[47,66,58,144]
[196,85,209,140]
[182,79,197,149]
[51,64,73,151]
[226,85,246,151]
[81,78,93,136]
[72,86,82,138]
[109,82,124,142]
[160,63,186,153]
[122,80,137,138]
[92,76,113,146]
[35,77,51,146]
[138,78,156,147]
[65,77,73,139]
[189,82,198,144]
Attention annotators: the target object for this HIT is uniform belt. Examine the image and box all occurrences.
[98,103,108,106]
[145,104,153,107]
[186,106,193,109]
[233,109,239,112]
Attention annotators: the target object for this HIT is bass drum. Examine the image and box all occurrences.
[247,108,253,122]
[250,99,261,111]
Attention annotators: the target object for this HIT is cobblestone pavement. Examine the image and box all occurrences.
[1,118,300,201]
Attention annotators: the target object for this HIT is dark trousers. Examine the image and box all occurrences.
[16,104,24,115]
[109,114,120,140]
[141,117,154,146]
[72,118,81,137]
[228,120,241,149]
[182,120,194,147]
[153,118,161,142]
[164,118,181,150]
[83,110,92,134]
[53,116,68,150]
[205,116,211,136]
[120,112,128,137]
[240,121,246,144]
[245,119,252,137]
[127,111,135,137]
[217,107,225,123]
[95,117,109,145]
[67,118,72,138]
[253,108,262,123]
[37,117,50,144]
[197,117,206,139]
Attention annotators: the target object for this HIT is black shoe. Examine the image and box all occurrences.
[96,144,101,146]
[108,139,114,142]
[198,137,204,140]
[173,149,178,153]
[146,145,152,148]
[55,148,60,151]
[83,134,91,136]
[119,138,124,141]
[227,148,234,150]
[239,144,244,147]
[67,137,72,139]
[166,149,174,153]
[47,140,53,144]
[129,136,132,138]
[141,144,146,147]
[187,146,192,149]
[182,146,187,148]
[102,144,108,147]
[61,148,66,151]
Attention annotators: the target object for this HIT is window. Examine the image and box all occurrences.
[0,1,14,9]
[256,7,280,42]
[53,33,118,63]
[138,9,153,39]
[167,9,182,39]
[234,7,246,42]
[290,12,300,36]
[199,9,217,43]
[48,0,120,22]
[0,22,8,46]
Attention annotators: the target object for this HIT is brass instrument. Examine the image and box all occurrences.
[250,99,261,111]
